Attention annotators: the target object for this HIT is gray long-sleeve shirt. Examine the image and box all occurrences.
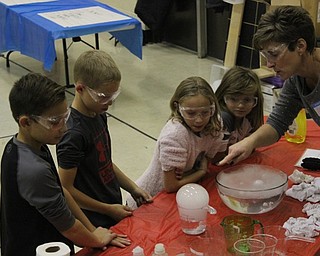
[267,75,320,139]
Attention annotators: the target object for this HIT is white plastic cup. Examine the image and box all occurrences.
[250,234,278,256]
[256,225,287,256]
[234,238,266,256]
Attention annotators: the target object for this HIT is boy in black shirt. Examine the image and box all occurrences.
[57,50,152,228]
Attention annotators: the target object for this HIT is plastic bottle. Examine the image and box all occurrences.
[285,108,306,144]
[132,245,145,256]
[152,243,168,256]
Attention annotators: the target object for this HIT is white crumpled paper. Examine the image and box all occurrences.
[289,169,314,184]
[286,177,320,203]
[283,216,320,238]
[303,202,320,218]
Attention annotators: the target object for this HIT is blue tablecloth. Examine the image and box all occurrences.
[0,0,142,71]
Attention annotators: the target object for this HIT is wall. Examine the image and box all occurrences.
[236,0,267,69]
[207,5,232,60]
[164,0,198,52]
[301,0,320,38]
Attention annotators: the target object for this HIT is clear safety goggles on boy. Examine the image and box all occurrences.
[179,104,215,120]
[84,85,121,105]
[224,95,258,107]
[31,108,71,130]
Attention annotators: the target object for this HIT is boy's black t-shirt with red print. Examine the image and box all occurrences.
[57,108,122,228]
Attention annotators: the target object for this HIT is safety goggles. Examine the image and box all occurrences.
[85,85,121,105]
[260,43,288,63]
[224,95,258,107]
[179,104,215,120]
[31,108,71,130]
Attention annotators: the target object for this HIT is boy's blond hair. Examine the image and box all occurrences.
[73,50,121,89]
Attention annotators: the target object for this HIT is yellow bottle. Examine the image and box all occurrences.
[285,108,306,144]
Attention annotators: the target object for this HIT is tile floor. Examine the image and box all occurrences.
[0,16,222,196]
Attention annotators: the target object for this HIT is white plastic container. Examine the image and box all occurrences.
[176,183,209,235]
[152,243,168,256]
[132,246,145,256]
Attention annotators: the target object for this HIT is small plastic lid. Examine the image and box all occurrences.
[154,243,166,254]
[132,246,144,256]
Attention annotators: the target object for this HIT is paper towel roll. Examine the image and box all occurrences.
[36,242,71,256]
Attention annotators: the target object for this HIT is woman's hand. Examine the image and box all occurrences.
[218,139,254,166]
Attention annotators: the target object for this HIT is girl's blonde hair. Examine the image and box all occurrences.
[215,66,264,132]
[169,76,222,136]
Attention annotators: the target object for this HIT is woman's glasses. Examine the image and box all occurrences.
[224,96,258,107]
[31,108,71,130]
[85,85,121,105]
[179,104,215,120]
[260,43,288,63]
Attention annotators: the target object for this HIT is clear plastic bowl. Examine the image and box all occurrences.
[216,164,288,214]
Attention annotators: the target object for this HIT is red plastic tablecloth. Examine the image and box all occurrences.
[75,120,320,256]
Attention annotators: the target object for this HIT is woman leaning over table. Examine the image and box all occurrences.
[219,5,320,166]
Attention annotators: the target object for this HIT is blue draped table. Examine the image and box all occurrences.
[0,0,142,84]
